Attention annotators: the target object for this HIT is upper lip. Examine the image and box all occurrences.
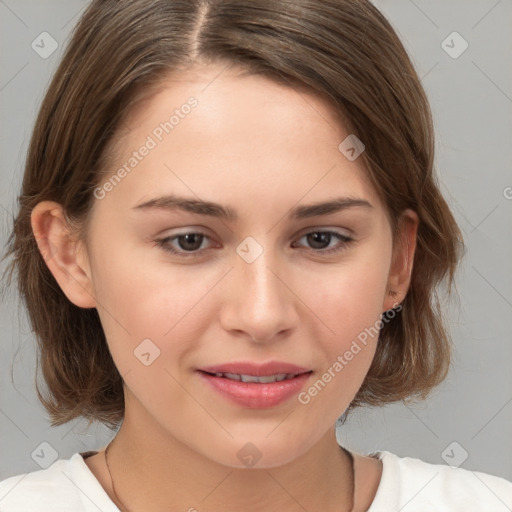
[198,361,312,377]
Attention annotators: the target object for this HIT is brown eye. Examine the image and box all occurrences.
[293,230,353,255]
[154,229,353,259]
[155,231,212,257]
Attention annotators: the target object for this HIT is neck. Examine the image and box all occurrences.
[104,409,355,512]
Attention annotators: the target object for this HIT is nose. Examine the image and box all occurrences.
[219,246,299,343]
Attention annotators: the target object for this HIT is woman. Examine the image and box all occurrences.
[1,1,511,510]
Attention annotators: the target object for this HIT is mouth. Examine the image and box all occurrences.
[199,370,312,383]
[198,361,311,377]
[196,369,314,408]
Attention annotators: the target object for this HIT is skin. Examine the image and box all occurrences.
[31,62,419,511]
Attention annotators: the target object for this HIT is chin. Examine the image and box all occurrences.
[203,438,308,470]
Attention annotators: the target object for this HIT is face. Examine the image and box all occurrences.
[56,62,414,468]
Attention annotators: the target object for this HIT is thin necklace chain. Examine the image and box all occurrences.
[104,437,355,512]
[104,438,132,512]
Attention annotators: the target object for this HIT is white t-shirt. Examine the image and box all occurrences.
[1,449,511,511]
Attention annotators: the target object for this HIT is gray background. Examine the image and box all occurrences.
[1,0,511,486]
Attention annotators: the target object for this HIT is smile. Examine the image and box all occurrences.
[198,370,313,408]
[207,372,301,383]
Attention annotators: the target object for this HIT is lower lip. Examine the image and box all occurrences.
[197,371,313,408]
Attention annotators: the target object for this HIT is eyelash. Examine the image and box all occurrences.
[154,229,354,258]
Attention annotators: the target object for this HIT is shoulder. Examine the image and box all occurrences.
[366,450,512,512]
[0,457,78,511]
[0,451,117,512]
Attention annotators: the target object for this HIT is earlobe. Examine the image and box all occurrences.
[31,201,96,309]
[383,209,419,312]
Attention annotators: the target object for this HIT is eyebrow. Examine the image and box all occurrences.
[132,194,373,220]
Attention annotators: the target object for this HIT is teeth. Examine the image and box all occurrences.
[215,372,297,383]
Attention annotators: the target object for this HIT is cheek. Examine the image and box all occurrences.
[88,242,222,370]
[300,265,389,415]
[315,255,391,342]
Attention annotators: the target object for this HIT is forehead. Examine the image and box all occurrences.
[95,62,384,219]
[124,63,347,139]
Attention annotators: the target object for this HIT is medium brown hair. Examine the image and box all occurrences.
[2,0,466,430]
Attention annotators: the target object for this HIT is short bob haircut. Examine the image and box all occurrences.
[2,0,465,430]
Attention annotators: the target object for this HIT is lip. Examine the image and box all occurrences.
[198,361,311,377]
[196,360,313,409]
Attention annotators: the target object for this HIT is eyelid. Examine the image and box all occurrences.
[296,225,352,238]
[154,225,352,244]
[154,226,355,258]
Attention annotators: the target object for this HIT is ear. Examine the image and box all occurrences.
[31,201,96,308]
[382,208,419,312]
